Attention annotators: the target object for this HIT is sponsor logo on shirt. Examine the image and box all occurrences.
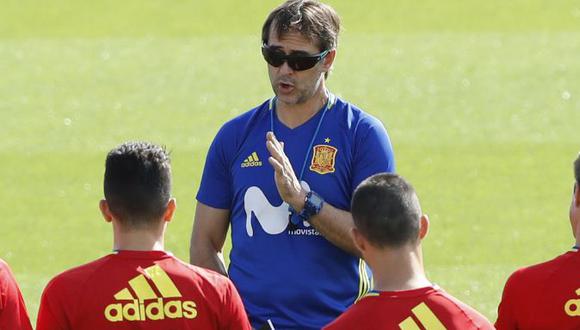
[244,181,320,237]
[565,288,580,316]
[104,264,197,322]
[399,302,445,329]
[310,144,337,174]
[241,152,263,168]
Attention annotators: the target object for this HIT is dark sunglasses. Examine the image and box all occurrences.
[261,44,330,71]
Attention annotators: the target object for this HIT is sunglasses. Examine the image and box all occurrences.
[261,44,330,71]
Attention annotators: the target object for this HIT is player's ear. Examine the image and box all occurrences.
[322,49,336,72]
[163,198,176,222]
[99,199,113,223]
[574,183,580,207]
[418,214,429,240]
[351,227,366,254]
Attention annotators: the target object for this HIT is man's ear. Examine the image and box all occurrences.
[99,199,113,223]
[351,227,367,254]
[418,214,429,240]
[163,198,176,222]
[575,183,580,207]
[322,49,336,72]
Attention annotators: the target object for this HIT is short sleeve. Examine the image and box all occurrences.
[351,116,395,192]
[221,278,252,330]
[495,271,520,330]
[196,124,236,209]
[0,261,33,330]
[36,279,68,330]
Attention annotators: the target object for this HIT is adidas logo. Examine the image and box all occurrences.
[241,152,263,168]
[399,302,444,329]
[104,264,197,322]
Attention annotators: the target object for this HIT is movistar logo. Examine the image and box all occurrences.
[241,152,262,168]
[104,264,197,322]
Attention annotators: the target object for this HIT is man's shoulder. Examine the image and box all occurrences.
[0,258,18,290]
[0,258,12,279]
[219,99,271,132]
[427,287,493,327]
[44,255,114,292]
[507,250,579,287]
[332,96,386,131]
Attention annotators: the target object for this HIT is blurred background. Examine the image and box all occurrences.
[1,0,579,322]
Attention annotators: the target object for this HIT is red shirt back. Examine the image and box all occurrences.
[323,286,493,330]
[0,259,32,330]
[496,248,580,330]
[36,250,251,330]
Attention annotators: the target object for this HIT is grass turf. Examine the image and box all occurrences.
[1,0,579,323]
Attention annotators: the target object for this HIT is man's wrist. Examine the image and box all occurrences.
[297,191,324,222]
[289,190,307,212]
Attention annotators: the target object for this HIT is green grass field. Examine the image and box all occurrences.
[1,0,579,324]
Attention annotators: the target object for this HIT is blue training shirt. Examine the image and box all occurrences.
[196,94,395,329]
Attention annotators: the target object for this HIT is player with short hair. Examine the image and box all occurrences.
[36,141,251,330]
[495,153,580,329]
[0,259,33,330]
[324,173,493,330]
[190,0,395,329]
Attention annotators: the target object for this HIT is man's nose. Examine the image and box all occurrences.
[278,61,295,75]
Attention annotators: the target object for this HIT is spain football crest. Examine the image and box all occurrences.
[310,145,337,174]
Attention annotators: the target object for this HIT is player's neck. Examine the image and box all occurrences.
[368,246,431,292]
[276,85,328,129]
[113,223,166,251]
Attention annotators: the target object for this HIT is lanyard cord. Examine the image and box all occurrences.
[269,93,334,181]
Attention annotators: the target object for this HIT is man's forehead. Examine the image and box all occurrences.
[268,29,318,51]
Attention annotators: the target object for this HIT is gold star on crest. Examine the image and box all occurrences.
[324,138,331,143]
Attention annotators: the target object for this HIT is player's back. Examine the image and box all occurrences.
[324,286,493,330]
[37,250,250,330]
[496,248,580,330]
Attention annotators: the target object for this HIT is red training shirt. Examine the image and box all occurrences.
[0,258,33,330]
[36,250,251,330]
[496,248,580,330]
[324,285,493,330]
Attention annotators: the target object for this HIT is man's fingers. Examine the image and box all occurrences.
[268,156,284,174]
[266,141,283,161]
[266,131,284,152]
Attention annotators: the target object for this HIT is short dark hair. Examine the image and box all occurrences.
[575,153,580,185]
[104,141,171,227]
[262,0,341,52]
[351,173,422,248]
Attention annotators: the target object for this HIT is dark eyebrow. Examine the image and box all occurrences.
[290,50,311,56]
[266,44,315,56]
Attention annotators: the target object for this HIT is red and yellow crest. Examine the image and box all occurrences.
[310,145,337,175]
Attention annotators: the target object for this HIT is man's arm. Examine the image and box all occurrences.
[189,202,230,276]
[266,132,360,257]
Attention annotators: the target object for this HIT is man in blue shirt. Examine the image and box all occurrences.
[190,1,395,328]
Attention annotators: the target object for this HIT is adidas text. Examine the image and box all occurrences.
[104,298,197,322]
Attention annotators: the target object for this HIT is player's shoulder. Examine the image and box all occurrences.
[0,258,16,284]
[332,95,386,133]
[323,292,380,329]
[218,99,270,133]
[0,258,10,274]
[507,249,579,286]
[43,254,114,293]
[427,287,494,328]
